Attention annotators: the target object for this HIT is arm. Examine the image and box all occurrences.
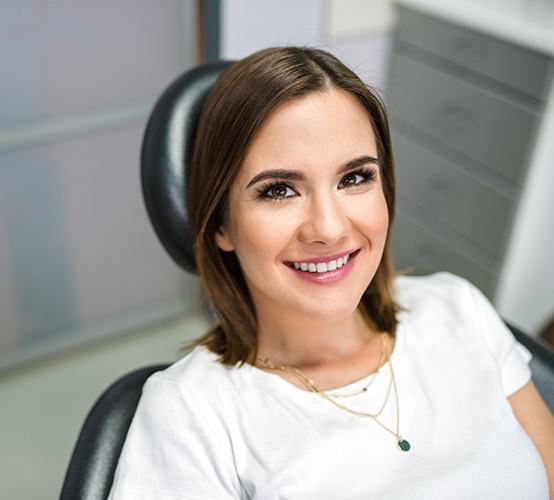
[509,380,554,498]
[456,273,553,495]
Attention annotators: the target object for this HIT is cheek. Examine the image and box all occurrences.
[376,198,390,234]
[234,209,291,262]
[354,190,390,238]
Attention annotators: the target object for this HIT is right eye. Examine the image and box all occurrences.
[257,183,296,202]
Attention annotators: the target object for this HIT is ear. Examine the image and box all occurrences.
[215,226,235,252]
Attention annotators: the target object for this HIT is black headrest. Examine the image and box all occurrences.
[140,60,233,274]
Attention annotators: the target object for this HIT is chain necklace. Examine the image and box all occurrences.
[258,332,386,399]
[255,333,411,452]
[326,332,386,398]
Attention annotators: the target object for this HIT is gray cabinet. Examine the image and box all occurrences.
[388,5,552,298]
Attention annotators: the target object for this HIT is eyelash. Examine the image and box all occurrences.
[255,167,377,202]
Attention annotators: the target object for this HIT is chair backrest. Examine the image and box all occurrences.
[59,364,168,500]
[140,59,232,274]
[60,59,232,500]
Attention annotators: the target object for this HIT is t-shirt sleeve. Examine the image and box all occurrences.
[107,373,241,500]
[460,275,533,397]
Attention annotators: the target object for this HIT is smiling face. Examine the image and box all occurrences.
[215,88,389,325]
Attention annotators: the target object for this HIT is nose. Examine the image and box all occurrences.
[297,190,349,246]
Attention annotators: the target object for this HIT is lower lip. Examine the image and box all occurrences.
[285,250,361,284]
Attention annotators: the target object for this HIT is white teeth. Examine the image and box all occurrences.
[291,253,351,273]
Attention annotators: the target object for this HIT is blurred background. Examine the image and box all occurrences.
[0,0,553,497]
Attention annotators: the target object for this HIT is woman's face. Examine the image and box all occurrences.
[215,88,389,323]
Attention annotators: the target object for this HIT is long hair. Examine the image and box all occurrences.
[184,46,400,366]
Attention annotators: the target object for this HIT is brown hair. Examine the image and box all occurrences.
[184,46,400,366]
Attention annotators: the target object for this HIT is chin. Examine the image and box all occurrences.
[297,298,360,323]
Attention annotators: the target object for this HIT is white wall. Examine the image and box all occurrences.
[221,0,394,91]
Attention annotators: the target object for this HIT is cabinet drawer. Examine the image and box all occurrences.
[393,134,515,257]
[389,53,538,185]
[391,209,497,297]
[396,6,552,100]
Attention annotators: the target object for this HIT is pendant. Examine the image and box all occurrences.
[397,438,411,452]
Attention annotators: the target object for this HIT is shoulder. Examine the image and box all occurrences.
[130,346,238,456]
[111,349,244,498]
[159,344,230,385]
[395,272,532,396]
[392,270,504,340]
[393,271,474,318]
[141,345,234,412]
[392,271,479,344]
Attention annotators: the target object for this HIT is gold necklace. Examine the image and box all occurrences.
[327,332,386,398]
[258,332,386,399]
[255,333,411,452]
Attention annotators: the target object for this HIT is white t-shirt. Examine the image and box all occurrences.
[108,272,549,499]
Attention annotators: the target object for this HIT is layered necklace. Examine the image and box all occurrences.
[255,332,411,452]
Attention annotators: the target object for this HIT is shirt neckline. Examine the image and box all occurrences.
[240,320,407,397]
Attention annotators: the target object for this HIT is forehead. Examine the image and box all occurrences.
[238,88,377,179]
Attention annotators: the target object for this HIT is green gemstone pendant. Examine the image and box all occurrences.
[397,438,411,452]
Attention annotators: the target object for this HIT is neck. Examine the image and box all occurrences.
[255,304,378,369]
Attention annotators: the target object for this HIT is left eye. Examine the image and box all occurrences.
[340,172,365,186]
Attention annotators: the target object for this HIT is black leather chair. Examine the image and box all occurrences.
[59,364,168,500]
[59,60,554,499]
[60,60,232,500]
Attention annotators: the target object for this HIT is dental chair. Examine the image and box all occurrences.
[59,60,554,500]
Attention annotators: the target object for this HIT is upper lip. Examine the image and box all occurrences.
[285,249,358,264]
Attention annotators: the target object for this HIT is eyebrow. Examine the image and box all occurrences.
[245,155,379,190]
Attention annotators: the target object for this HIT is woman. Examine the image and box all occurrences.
[108,47,553,499]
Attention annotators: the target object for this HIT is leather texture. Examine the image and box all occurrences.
[59,364,169,500]
[141,60,232,273]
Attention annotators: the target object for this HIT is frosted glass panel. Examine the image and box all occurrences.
[0,0,199,370]
[0,0,185,129]
[0,145,79,347]
[0,121,192,353]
